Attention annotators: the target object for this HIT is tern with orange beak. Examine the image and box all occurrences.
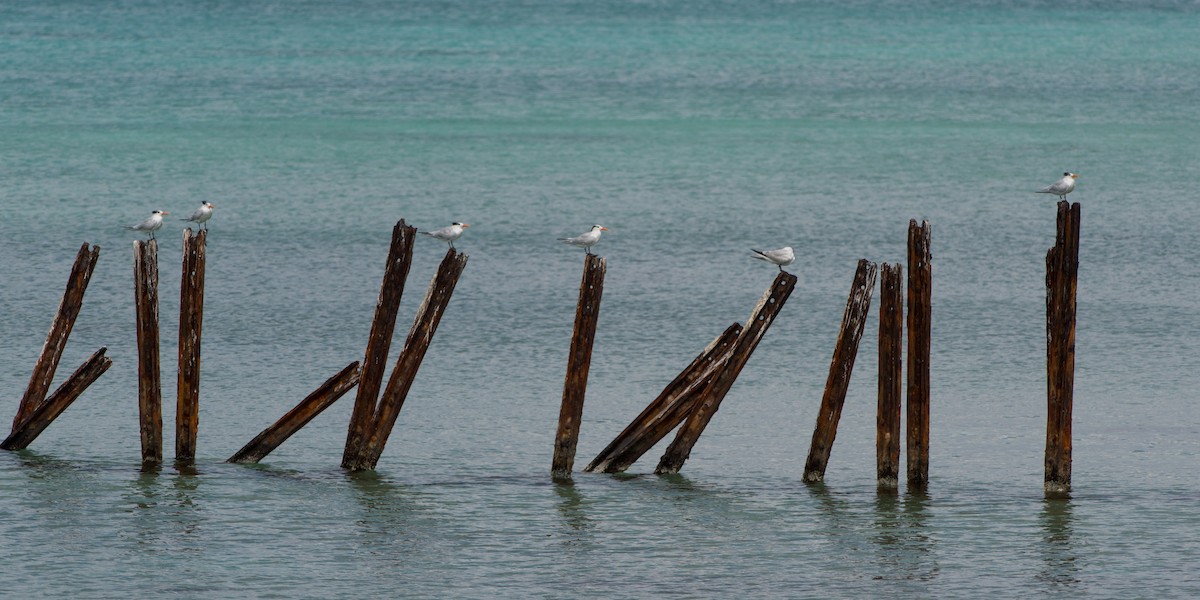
[421,222,470,249]
[181,202,215,230]
[125,210,168,240]
[1036,172,1078,201]
[559,225,608,255]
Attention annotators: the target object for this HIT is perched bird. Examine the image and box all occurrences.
[1036,172,1078,201]
[125,210,169,239]
[421,222,470,248]
[180,202,215,230]
[559,225,608,255]
[751,247,796,272]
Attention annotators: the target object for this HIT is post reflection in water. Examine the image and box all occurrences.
[554,479,595,550]
[1037,497,1080,587]
[869,487,939,582]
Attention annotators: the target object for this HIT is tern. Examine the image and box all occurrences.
[125,210,168,239]
[421,222,470,249]
[1036,172,1078,201]
[559,225,608,255]
[180,202,215,230]
[751,247,796,272]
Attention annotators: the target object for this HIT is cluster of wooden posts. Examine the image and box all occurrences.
[3,205,1080,495]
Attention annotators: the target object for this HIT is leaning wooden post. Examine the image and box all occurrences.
[13,243,100,431]
[176,228,207,464]
[3,348,112,450]
[551,253,607,479]
[656,272,797,475]
[133,239,163,468]
[803,260,878,483]
[906,220,932,487]
[1045,201,1080,496]
[229,362,361,464]
[877,263,903,488]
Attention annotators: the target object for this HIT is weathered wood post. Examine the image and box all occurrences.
[803,260,878,483]
[133,239,163,468]
[176,228,207,464]
[551,253,607,480]
[656,271,797,475]
[13,243,100,431]
[229,362,361,464]
[3,348,112,450]
[1045,201,1080,496]
[877,263,903,488]
[906,220,932,487]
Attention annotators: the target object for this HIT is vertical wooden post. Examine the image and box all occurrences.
[803,260,878,483]
[13,243,100,431]
[342,220,416,469]
[1045,201,1080,495]
[551,253,607,479]
[906,220,932,487]
[133,239,163,468]
[176,228,207,464]
[3,348,112,450]
[877,263,903,488]
[656,272,797,475]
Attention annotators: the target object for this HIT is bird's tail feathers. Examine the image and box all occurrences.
[750,249,770,261]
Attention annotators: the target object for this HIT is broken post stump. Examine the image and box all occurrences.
[906,220,932,487]
[1045,201,1080,496]
[176,228,207,464]
[133,239,163,468]
[551,253,607,480]
[877,263,903,488]
[3,348,112,450]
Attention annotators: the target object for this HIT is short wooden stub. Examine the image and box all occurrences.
[906,220,932,487]
[551,253,607,480]
[133,239,163,468]
[176,228,207,464]
[876,263,904,488]
[229,362,361,464]
[1045,201,1080,496]
[584,323,742,474]
[3,348,112,450]
[342,220,416,469]
[803,260,878,483]
[13,243,100,431]
[656,271,798,475]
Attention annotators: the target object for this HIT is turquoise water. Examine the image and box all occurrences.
[3,1,1200,597]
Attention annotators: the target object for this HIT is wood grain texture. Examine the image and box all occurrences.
[1045,201,1080,495]
[876,263,903,488]
[551,253,606,479]
[176,228,207,463]
[906,220,932,487]
[133,239,163,468]
[4,348,112,450]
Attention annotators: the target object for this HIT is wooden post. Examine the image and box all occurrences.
[1045,201,1080,495]
[176,228,207,464]
[584,323,742,474]
[343,221,417,469]
[13,243,100,431]
[803,260,878,483]
[551,253,607,479]
[229,362,361,464]
[133,239,163,468]
[877,263,903,488]
[906,220,932,487]
[3,348,112,450]
[656,272,797,475]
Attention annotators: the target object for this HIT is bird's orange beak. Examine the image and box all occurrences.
[600,227,609,231]
[461,223,470,228]
[162,211,169,216]
[1072,173,1079,178]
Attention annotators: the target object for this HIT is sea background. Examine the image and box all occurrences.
[2,0,1199,597]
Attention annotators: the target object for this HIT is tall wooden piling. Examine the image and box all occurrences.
[229,362,361,464]
[906,220,932,487]
[803,260,878,483]
[133,239,163,468]
[3,348,112,450]
[551,253,607,479]
[1045,201,1080,495]
[656,272,797,475]
[176,228,207,464]
[13,243,101,431]
[877,263,903,488]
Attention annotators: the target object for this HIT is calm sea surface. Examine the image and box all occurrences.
[3,1,1200,597]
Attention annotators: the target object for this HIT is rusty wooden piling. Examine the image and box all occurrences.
[906,220,932,487]
[176,228,207,464]
[1045,201,1080,496]
[229,362,361,464]
[3,348,112,450]
[13,243,101,431]
[656,272,797,475]
[551,253,607,479]
[133,239,163,468]
[803,260,878,483]
[584,323,742,474]
[877,263,903,488]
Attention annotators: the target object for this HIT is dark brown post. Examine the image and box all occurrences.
[803,260,878,483]
[342,220,416,469]
[877,263,903,488]
[656,272,798,475]
[3,348,112,450]
[1045,201,1080,496]
[229,362,361,464]
[551,253,607,479]
[906,220,932,487]
[584,324,742,474]
[176,228,207,464]
[133,239,163,468]
[13,243,100,431]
